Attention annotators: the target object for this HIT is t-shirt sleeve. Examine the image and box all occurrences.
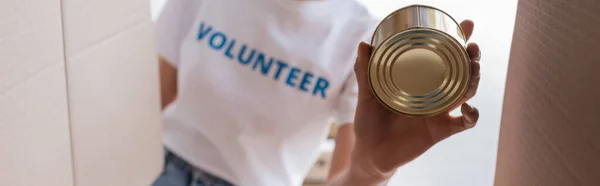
[155,0,200,67]
[334,19,379,126]
[334,72,360,126]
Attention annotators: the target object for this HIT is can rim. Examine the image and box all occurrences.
[368,27,471,117]
[370,4,467,47]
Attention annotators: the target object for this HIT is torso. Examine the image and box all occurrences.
[161,0,378,185]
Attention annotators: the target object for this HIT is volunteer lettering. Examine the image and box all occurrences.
[196,22,330,99]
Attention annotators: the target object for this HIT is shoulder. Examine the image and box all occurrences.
[335,1,381,41]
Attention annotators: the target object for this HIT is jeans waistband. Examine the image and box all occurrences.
[164,150,196,172]
[163,149,234,186]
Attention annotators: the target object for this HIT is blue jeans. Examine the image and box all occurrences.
[152,150,234,186]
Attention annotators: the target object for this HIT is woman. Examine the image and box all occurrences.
[153,0,482,185]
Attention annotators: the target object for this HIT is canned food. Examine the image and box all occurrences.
[368,5,471,117]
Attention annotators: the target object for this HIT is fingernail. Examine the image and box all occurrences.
[463,103,474,113]
[465,119,476,129]
[464,104,479,128]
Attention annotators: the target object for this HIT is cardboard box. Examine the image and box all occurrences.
[495,0,600,185]
[0,0,163,185]
[304,151,333,185]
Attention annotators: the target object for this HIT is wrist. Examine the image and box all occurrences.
[328,148,396,186]
[353,157,395,183]
[345,150,396,186]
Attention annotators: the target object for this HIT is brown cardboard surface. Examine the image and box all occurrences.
[0,0,74,185]
[305,151,333,184]
[495,0,600,185]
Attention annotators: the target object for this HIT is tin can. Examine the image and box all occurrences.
[368,5,471,117]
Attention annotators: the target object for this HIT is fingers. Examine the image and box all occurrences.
[459,103,479,128]
[457,20,478,103]
[354,42,372,82]
[446,103,480,134]
[355,42,375,101]
[467,43,481,62]
[460,20,475,41]
[430,103,478,143]
[461,43,482,102]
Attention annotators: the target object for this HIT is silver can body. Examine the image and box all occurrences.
[369,5,471,117]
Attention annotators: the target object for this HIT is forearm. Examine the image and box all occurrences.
[327,124,394,185]
[327,158,394,186]
[158,56,178,109]
[327,142,397,186]
[328,124,355,181]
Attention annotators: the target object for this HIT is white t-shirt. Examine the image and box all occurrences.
[155,0,379,185]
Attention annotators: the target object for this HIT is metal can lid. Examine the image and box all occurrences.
[368,27,470,117]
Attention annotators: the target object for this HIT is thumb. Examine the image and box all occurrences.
[442,103,479,139]
[430,103,479,143]
[354,42,375,101]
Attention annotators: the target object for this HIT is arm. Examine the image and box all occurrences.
[327,124,392,186]
[327,124,355,181]
[155,0,201,110]
[159,56,178,109]
[326,21,480,185]
[325,41,363,184]
[327,151,394,186]
[326,124,394,186]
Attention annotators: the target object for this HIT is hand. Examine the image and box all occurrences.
[350,20,482,178]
